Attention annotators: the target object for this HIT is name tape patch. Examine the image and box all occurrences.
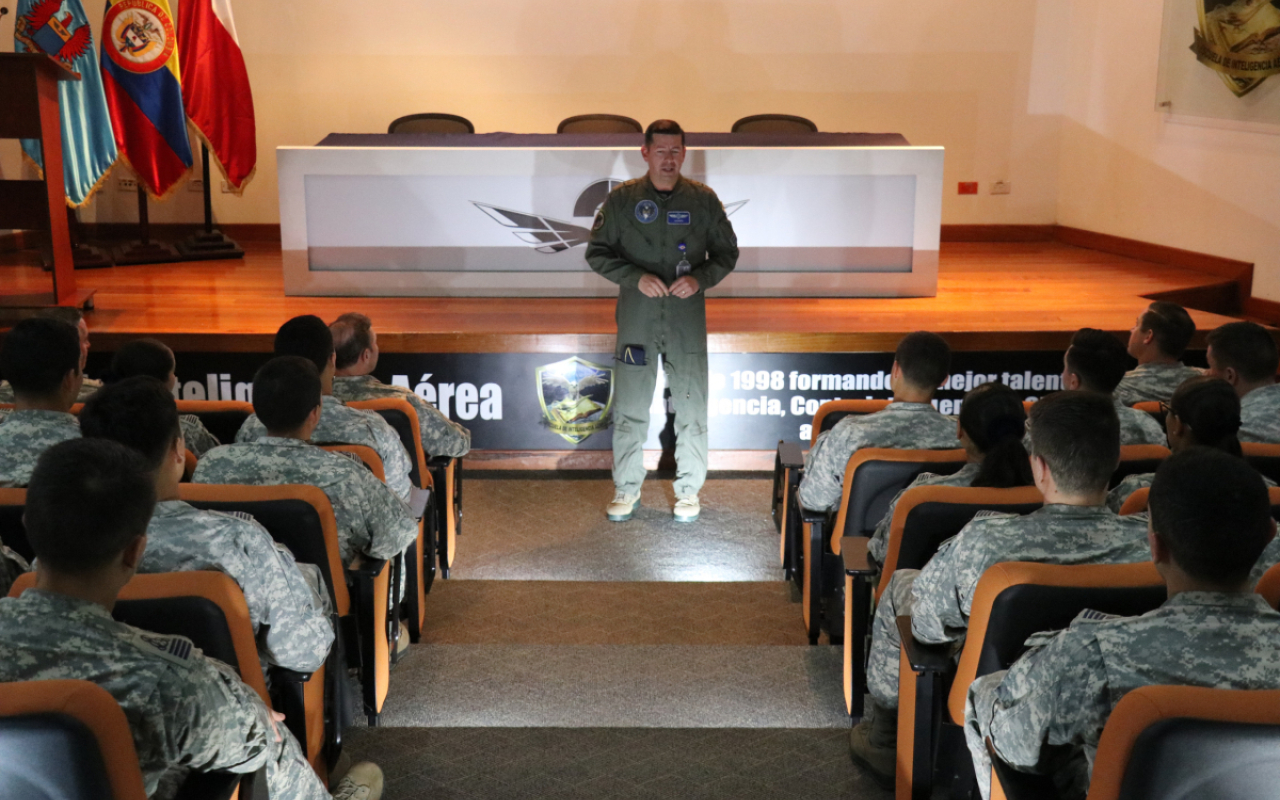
[667,211,691,225]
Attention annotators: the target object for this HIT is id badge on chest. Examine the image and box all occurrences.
[676,241,691,278]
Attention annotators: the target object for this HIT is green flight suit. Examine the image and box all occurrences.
[584,175,739,497]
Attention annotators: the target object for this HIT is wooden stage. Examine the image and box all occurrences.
[0,230,1255,353]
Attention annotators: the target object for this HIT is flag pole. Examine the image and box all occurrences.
[175,144,244,260]
[112,180,182,265]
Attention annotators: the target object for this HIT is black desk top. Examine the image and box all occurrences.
[315,131,911,148]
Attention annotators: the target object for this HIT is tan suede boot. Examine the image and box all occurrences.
[849,697,897,790]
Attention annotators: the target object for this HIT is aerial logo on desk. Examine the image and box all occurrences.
[15,0,94,66]
[535,356,614,444]
[473,178,747,254]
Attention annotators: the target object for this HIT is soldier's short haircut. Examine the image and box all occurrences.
[1066,328,1129,394]
[274,315,334,373]
[110,338,175,384]
[894,331,951,391]
[34,307,84,327]
[1169,376,1242,457]
[26,439,156,574]
[0,318,81,396]
[332,313,373,370]
[644,119,685,146]
[253,356,321,433]
[1139,302,1195,359]
[1027,390,1120,495]
[1207,321,1279,383]
[81,377,181,472]
[1150,446,1272,586]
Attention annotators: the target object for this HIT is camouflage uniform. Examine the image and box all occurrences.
[0,546,30,597]
[1114,399,1167,447]
[180,415,221,457]
[1108,470,1276,514]
[866,505,1151,710]
[1253,536,1280,584]
[192,436,418,564]
[0,377,102,404]
[798,403,959,513]
[237,395,414,502]
[1239,383,1280,444]
[332,374,471,458]
[965,592,1280,800]
[143,500,335,673]
[0,589,328,800]
[0,409,81,487]
[1113,362,1202,407]
[868,462,981,564]
[585,175,739,498]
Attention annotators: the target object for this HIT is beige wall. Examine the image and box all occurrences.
[1057,0,1280,302]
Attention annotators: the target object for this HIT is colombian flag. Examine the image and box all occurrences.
[99,0,192,198]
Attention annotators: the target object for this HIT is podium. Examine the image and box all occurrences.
[0,53,95,310]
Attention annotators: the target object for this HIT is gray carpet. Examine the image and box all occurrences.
[454,473,780,581]
[380,644,848,729]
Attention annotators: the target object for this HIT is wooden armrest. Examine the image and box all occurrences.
[842,537,877,576]
[346,556,389,578]
[896,616,952,674]
[777,440,805,470]
[801,505,829,525]
[267,667,313,684]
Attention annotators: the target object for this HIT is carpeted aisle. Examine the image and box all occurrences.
[344,472,890,799]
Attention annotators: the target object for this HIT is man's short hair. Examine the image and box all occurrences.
[1140,302,1195,359]
[26,439,156,574]
[110,338,175,384]
[0,318,81,396]
[1027,390,1120,495]
[1149,447,1273,586]
[644,119,685,146]
[81,377,181,472]
[34,307,84,327]
[1207,321,1279,383]
[894,331,951,391]
[1066,328,1129,393]
[253,356,321,433]
[332,313,373,370]
[274,315,334,372]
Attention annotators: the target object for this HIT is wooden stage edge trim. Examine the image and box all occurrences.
[466,449,773,472]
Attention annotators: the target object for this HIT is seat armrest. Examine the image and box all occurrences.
[777,440,805,470]
[896,616,952,674]
[986,738,1063,800]
[801,506,829,525]
[268,667,313,684]
[346,556,389,578]
[174,767,266,800]
[841,537,877,576]
[427,455,455,469]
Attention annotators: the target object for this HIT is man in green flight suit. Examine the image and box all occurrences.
[585,120,740,523]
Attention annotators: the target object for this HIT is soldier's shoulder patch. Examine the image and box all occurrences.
[971,510,1019,522]
[131,630,196,667]
[1074,608,1126,624]
[179,414,201,424]
[620,178,642,189]
[335,450,366,467]
[592,209,605,232]
[206,509,257,526]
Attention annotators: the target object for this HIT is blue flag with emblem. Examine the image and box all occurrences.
[14,0,119,207]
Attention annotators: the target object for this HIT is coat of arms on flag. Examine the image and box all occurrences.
[15,0,92,66]
[1190,0,1280,96]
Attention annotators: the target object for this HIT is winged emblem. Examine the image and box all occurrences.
[16,0,93,65]
[473,203,592,254]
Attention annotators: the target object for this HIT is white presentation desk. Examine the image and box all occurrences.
[278,132,943,298]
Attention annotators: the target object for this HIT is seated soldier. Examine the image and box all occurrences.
[0,318,83,487]
[1061,328,1166,446]
[0,438,383,800]
[965,447,1280,800]
[868,381,1034,565]
[1113,301,1201,406]
[798,331,958,514]
[108,338,221,455]
[851,391,1151,788]
[1107,376,1275,513]
[81,376,335,675]
[237,316,414,502]
[1205,321,1280,444]
[196,356,418,568]
[330,312,471,459]
[0,307,101,404]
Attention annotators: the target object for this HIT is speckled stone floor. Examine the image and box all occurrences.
[344,472,892,798]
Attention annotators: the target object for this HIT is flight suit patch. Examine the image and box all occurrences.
[667,211,691,225]
[592,210,605,231]
[635,200,658,224]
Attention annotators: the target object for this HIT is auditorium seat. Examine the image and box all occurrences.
[990,686,1280,800]
[773,399,890,576]
[1243,442,1280,485]
[388,113,475,135]
[1132,400,1165,429]
[731,114,818,133]
[175,400,254,447]
[898,561,1165,800]
[840,485,1043,716]
[798,447,967,646]
[1121,485,1280,518]
[556,114,642,134]
[1257,562,1280,609]
[1112,445,1171,488]
[179,483,392,730]
[0,488,31,563]
[183,448,198,482]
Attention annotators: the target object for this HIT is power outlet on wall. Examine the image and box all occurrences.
[118,177,138,192]
[188,178,204,193]
[991,181,1012,195]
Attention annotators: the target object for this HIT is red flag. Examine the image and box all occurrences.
[177,0,255,192]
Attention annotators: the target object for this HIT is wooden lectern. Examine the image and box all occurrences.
[0,53,95,310]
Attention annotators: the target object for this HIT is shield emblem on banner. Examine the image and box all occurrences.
[536,356,614,444]
[1191,0,1280,97]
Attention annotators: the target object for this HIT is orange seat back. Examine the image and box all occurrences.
[346,398,432,490]
[810,399,890,448]
[1119,487,1150,516]
[830,448,968,557]
[1258,562,1280,610]
[319,443,386,482]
